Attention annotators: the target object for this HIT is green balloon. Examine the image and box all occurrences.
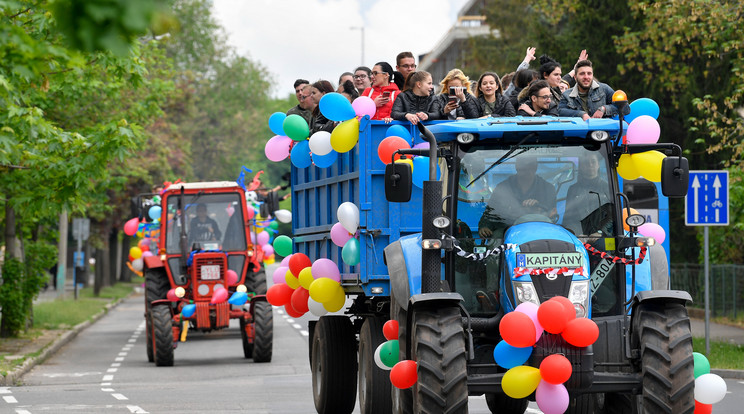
[693,352,710,378]
[283,114,310,141]
[380,340,400,368]
[341,238,360,266]
[269,221,279,230]
[273,235,293,257]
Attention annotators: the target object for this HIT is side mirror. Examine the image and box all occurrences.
[385,162,413,202]
[661,156,689,197]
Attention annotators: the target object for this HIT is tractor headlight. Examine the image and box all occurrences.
[590,131,610,142]
[568,280,590,317]
[457,133,476,144]
[514,282,539,306]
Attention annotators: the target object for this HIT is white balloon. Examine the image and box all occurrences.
[374,343,392,370]
[308,298,328,317]
[337,202,359,234]
[309,131,333,156]
[694,373,727,404]
[131,258,144,272]
[246,191,257,202]
[274,209,292,223]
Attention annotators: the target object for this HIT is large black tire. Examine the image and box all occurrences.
[359,317,393,414]
[146,314,154,363]
[485,393,528,414]
[152,305,174,367]
[411,306,468,414]
[633,302,694,413]
[245,265,267,295]
[240,317,253,359]
[144,268,169,363]
[391,295,413,414]
[251,300,273,363]
[311,315,358,414]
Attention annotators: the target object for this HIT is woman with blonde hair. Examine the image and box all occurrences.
[436,68,479,120]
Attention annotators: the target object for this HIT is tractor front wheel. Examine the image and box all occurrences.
[152,305,174,367]
[485,393,528,414]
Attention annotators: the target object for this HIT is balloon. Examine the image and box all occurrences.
[386,124,411,140]
[257,231,270,246]
[627,98,660,123]
[131,258,144,272]
[298,267,315,289]
[352,95,376,118]
[308,297,328,317]
[561,317,600,348]
[502,365,541,399]
[290,287,310,314]
[266,283,294,306]
[550,296,577,322]
[138,238,150,251]
[330,222,353,247]
[311,258,341,282]
[383,320,399,341]
[148,205,162,221]
[379,340,400,368]
[246,207,255,220]
[626,115,660,145]
[264,135,292,162]
[337,202,360,233]
[499,311,537,347]
[312,149,338,168]
[309,277,340,303]
[141,251,153,258]
[181,303,196,318]
[412,142,429,151]
[272,266,289,284]
[285,269,300,289]
[378,136,411,164]
[226,269,238,285]
[226,205,235,217]
[330,117,360,153]
[693,352,711,379]
[124,218,140,236]
[374,343,393,370]
[319,92,356,121]
[308,130,333,156]
[263,254,275,265]
[322,285,346,312]
[228,291,248,306]
[622,207,641,231]
[412,156,440,188]
[694,400,713,414]
[283,114,310,141]
[289,253,312,277]
[694,373,727,404]
[285,303,304,318]
[535,382,569,414]
[262,244,274,257]
[290,139,312,168]
[537,300,569,334]
[616,154,640,180]
[514,302,543,342]
[638,222,666,244]
[342,238,361,266]
[390,360,417,389]
[210,287,228,304]
[129,247,143,260]
[166,289,178,301]
[632,150,665,182]
[493,340,533,369]
[268,112,287,135]
[273,235,293,257]
[274,209,292,223]
[269,221,279,230]
[540,354,573,384]
[395,158,413,171]
[280,254,291,267]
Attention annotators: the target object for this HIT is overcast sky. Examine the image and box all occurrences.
[211,0,470,98]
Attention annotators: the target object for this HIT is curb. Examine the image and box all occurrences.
[0,294,130,386]
[712,369,744,380]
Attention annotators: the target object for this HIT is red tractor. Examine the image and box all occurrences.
[138,181,272,366]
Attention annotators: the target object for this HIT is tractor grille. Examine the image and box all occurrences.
[191,253,227,302]
[531,332,593,390]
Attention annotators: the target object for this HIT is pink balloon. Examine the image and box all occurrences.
[330,222,353,247]
[535,382,569,414]
[257,231,270,246]
[226,269,238,285]
[515,302,544,342]
[311,258,341,282]
[246,208,255,220]
[265,135,292,162]
[141,251,154,258]
[280,255,292,267]
[124,218,140,236]
[352,96,376,118]
[249,231,257,244]
[626,115,660,145]
[638,222,666,244]
[167,289,178,301]
[210,287,229,304]
[273,266,289,284]
[262,244,274,257]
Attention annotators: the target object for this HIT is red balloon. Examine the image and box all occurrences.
[390,360,417,389]
[138,238,150,251]
[210,287,228,304]
[383,320,399,341]
[288,253,312,277]
[694,400,713,414]
[499,311,537,347]
[226,269,239,285]
[537,300,569,334]
[550,296,577,322]
[540,354,573,384]
[377,136,410,164]
[285,303,304,318]
[266,283,294,306]
[166,289,178,302]
[124,217,140,236]
[291,287,310,314]
[561,317,600,348]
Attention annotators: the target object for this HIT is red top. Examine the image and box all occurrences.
[362,83,400,120]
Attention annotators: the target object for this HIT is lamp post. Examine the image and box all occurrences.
[350,26,364,66]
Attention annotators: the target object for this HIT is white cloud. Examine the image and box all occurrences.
[212,0,470,98]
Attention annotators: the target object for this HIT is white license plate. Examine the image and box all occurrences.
[201,265,221,280]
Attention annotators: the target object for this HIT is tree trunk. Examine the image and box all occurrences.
[56,210,68,297]
[94,247,103,297]
[4,204,22,260]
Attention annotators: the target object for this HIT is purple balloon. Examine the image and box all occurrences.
[352,96,376,118]
[262,244,274,257]
[330,222,353,247]
[249,231,257,244]
[311,258,341,282]
[535,382,569,414]
[265,135,292,162]
[626,115,660,145]
[273,266,289,284]
[257,231,270,246]
[412,142,430,151]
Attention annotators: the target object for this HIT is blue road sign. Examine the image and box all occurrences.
[685,170,729,226]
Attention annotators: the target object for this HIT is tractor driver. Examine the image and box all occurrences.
[189,203,222,243]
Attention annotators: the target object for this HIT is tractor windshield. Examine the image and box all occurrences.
[165,192,247,253]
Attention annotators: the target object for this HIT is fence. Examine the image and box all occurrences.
[670,263,744,319]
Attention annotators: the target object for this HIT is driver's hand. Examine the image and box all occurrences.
[522,199,539,208]
[479,227,492,238]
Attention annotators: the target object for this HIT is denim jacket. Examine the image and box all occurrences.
[558,80,618,118]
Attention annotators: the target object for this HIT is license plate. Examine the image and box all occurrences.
[201,265,221,280]
[516,252,583,268]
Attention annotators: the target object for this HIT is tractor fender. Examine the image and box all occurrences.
[630,289,692,313]
[143,255,164,269]
[384,235,423,312]
[649,244,670,290]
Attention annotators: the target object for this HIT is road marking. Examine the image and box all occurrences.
[292,324,301,329]
[106,368,118,373]
[101,382,112,386]
[101,388,115,392]
[115,357,125,362]
[103,375,114,381]
[15,409,32,414]
[128,339,136,343]
[42,372,101,378]
[3,396,18,403]
[111,363,121,367]
[0,388,10,394]
[300,330,309,336]
[119,352,128,356]
[111,393,129,400]
[127,405,149,413]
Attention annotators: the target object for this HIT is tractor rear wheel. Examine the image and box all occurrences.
[358,317,392,414]
[152,305,174,367]
[245,266,267,295]
[311,315,357,414]
[485,393,528,413]
[251,301,273,362]
[411,306,468,414]
[391,296,412,414]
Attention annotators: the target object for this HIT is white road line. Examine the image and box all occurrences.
[111,393,129,400]
[106,368,118,373]
[102,375,114,381]
[0,388,10,394]
[3,396,18,403]
[16,409,32,414]
[128,339,136,343]
[300,330,309,336]
[111,363,121,367]
[101,383,112,386]
[115,357,125,362]
[292,323,302,329]
[286,318,295,323]
[101,388,115,392]
[127,405,149,413]
[118,352,128,356]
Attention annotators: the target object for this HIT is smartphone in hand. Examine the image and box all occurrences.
[382,91,391,100]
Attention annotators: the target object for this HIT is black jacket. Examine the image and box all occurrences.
[475,94,516,117]
[390,90,440,121]
[517,100,559,117]
[433,93,480,119]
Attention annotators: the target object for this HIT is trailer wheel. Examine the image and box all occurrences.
[412,306,468,414]
[485,393,528,413]
[311,315,357,414]
[358,317,392,414]
[633,302,694,413]
[152,305,174,367]
[245,265,267,294]
[391,296,412,414]
[251,301,273,363]
[240,316,253,359]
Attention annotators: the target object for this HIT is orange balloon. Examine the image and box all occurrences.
[622,207,641,231]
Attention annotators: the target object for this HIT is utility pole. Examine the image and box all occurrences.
[350,26,365,66]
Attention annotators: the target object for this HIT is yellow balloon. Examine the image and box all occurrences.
[263,255,275,265]
[129,247,143,259]
[330,117,360,153]
[298,267,315,290]
[502,365,542,399]
[255,226,264,234]
[285,270,300,289]
[616,154,640,180]
[322,285,346,312]
[632,150,665,182]
[309,277,339,303]
[395,158,414,169]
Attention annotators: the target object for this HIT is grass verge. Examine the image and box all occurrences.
[692,337,744,370]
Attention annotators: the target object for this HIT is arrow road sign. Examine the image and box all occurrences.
[685,170,729,226]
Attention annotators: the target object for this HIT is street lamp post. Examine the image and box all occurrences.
[350,26,364,66]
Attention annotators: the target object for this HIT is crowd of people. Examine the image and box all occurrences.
[286,48,622,133]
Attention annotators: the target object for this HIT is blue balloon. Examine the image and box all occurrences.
[312,150,338,168]
[319,93,356,122]
[386,125,412,140]
[493,340,532,369]
[412,156,441,189]
[269,112,287,136]
[181,304,196,318]
[626,98,659,123]
[290,140,312,168]
[228,291,248,306]
[148,205,162,221]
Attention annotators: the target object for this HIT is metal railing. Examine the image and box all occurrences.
[671,263,744,319]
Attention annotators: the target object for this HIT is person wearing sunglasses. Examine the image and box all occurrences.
[517,80,559,117]
[360,61,400,121]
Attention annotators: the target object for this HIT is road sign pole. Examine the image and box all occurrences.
[704,226,710,355]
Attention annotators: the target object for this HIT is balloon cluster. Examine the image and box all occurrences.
[494,299,599,414]
[374,320,418,389]
[693,352,727,413]
[178,284,251,321]
[123,207,161,276]
[334,202,360,266]
[616,98,666,182]
[264,93,378,168]
[377,125,438,188]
